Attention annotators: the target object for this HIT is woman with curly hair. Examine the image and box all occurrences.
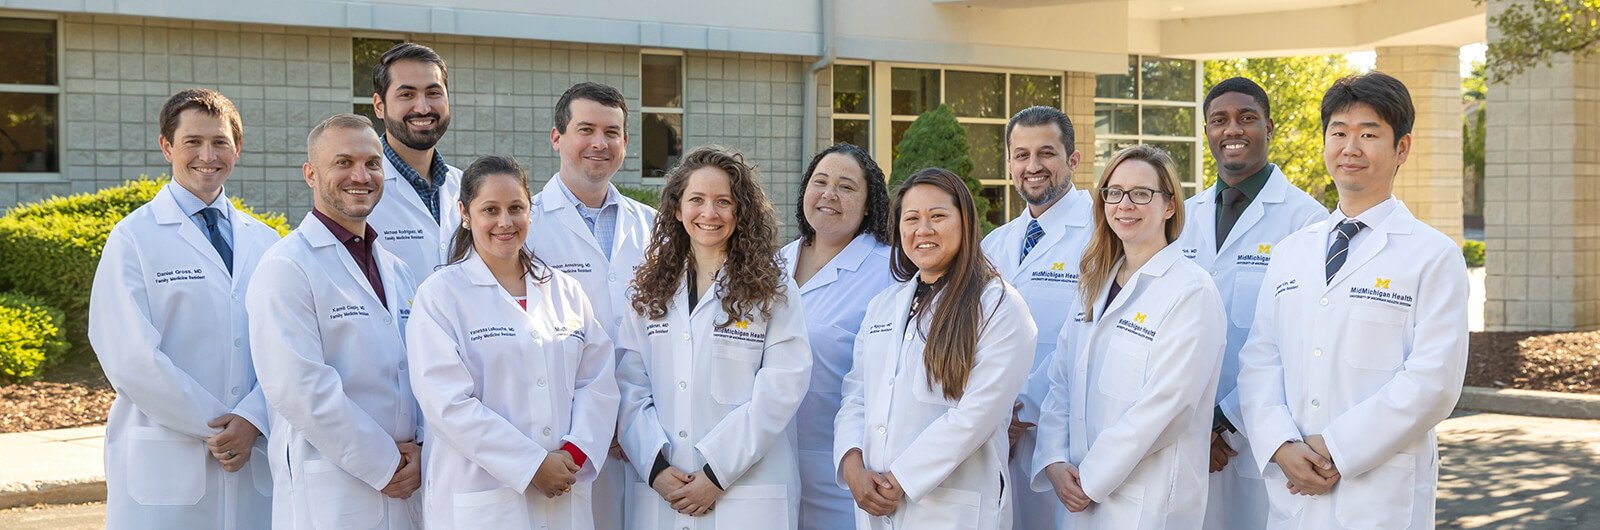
[777,143,896,530]
[615,145,812,529]
[834,167,1035,529]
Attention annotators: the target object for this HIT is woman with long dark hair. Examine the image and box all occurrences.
[834,167,1034,529]
[406,155,621,529]
[615,145,811,529]
[1030,144,1226,529]
[779,143,896,530]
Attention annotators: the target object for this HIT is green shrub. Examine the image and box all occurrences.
[0,292,68,383]
[1463,240,1485,267]
[616,185,661,209]
[0,177,291,360]
[888,105,993,232]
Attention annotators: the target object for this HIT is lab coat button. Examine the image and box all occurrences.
[1313,349,1323,357]
[678,430,688,439]
[678,381,687,390]
[399,361,408,371]
[904,331,913,341]
[232,293,240,301]
[683,332,691,341]
[1319,297,1329,306]
[1311,399,1321,408]
[230,386,240,396]
[877,425,886,434]
[609,273,618,283]
[542,427,553,436]
[385,316,393,324]
[234,338,243,348]
[537,378,547,387]
[614,317,623,327]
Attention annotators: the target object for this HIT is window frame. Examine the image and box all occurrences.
[350,33,407,135]
[1093,55,1204,197]
[639,49,685,181]
[0,11,62,181]
[829,60,873,152]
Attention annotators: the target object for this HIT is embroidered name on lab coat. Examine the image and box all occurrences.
[646,322,670,337]
[469,325,517,341]
[554,318,586,341]
[1235,249,1271,267]
[153,267,207,283]
[1275,279,1299,296]
[1348,280,1414,309]
[866,322,894,335]
[1182,247,1199,259]
[1029,263,1079,285]
[329,304,370,319]
[551,262,594,274]
[1114,313,1157,341]
[712,323,766,344]
[381,228,426,241]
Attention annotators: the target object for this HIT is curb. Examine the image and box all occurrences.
[1456,386,1600,420]
[0,479,105,510]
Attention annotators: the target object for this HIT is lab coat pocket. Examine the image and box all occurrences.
[124,425,207,505]
[1229,271,1265,328]
[250,444,274,497]
[301,458,384,530]
[1096,336,1148,402]
[714,484,789,527]
[903,486,981,528]
[1334,452,1416,530]
[452,486,531,530]
[709,339,762,405]
[1260,463,1305,522]
[628,481,660,530]
[1094,483,1145,529]
[1344,306,1407,371]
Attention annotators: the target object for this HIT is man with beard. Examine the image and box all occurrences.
[366,42,463,280]
[1173,77,1325,530]
[249,114,423,530]
[979,105,1094,530]
[526,81,657,530]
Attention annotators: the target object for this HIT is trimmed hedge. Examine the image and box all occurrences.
[616,185,661,210]
[1463,240,1485,268]
[0,292,68,383]
[0,177,291,361]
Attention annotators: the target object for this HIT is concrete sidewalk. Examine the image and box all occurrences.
[0,426,105,509]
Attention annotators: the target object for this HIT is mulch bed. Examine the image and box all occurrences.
[0,330,1594,434]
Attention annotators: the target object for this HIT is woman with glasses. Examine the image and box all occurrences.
[834,167,1034,529]
[1029,144,1226,530]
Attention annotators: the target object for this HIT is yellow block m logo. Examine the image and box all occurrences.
[1050,262,1065,271]
[1374,278,1391,289]
[1258,244,1272,254]
[733,320,750,330]
[1133,312,1147,324]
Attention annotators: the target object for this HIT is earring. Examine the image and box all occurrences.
[462,221,469,229]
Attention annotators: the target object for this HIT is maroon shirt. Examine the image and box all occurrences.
[311,209,388,310]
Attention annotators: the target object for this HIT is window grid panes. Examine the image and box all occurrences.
[832,64,871,149]
[0,17,59,174]
[352,37,404,134]
[642,53,684,180]
[1094,55,1201,197]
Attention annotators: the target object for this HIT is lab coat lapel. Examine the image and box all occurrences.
[382,155,431,219]
[540,177,607,257]
[1325,201,1414,292]
[300,212,388,315]
[152,186,231,276]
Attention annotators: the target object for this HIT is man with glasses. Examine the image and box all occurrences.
[1174,77,1326,530]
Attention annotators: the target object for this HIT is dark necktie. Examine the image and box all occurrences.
[1325,219,1365,284]
[1216,187,1247,250]
[200,207,233,274]
[1020,219,1044,263]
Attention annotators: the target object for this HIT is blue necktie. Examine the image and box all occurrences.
[200,207,233,275]
[1020,219,1044,263]
[1325,219,1365,284]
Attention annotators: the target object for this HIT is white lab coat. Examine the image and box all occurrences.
[980,187,1093,530]
[526,175,658,530]
[1032,242,1227,530]
[368,155,462,281]
[89,185,280,529]
[405,251,621,530]
[616,273,812,530]
[1174,166,1326,530]
[835,278,1034,530]
[1237,198,1468,530]
[248,212,423,530]
[778,234,897,530]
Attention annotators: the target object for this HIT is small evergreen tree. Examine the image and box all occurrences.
[890,105,993,231]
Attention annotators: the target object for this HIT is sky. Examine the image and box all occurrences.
[1345,42,1487,76]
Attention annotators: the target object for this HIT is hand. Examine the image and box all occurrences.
[1044,462,1092,512]
[206,414,260,473]
[651,466,692,501]
[840,449,900,516]
[666,471,725,517]
[1303,435,1339,480]
[1007,401,1035,460]
[531,451,580,498]
[609,435,629,463]
[1271,440,1338,496]
[381,442,422,499]
[1209,432,1238,473]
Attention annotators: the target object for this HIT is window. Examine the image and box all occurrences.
[831,63,870,149]
[886,67,1063,225]
[0,17,58,174]
[1094,55,1202,196]
[641,53,683,179]
[352,37,403,135]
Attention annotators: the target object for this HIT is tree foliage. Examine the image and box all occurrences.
[890,105,993,231]
[1487,0,1600,82]
[1203,55,1358,208]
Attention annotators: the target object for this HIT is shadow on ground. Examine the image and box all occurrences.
[1438,412,1600,529]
